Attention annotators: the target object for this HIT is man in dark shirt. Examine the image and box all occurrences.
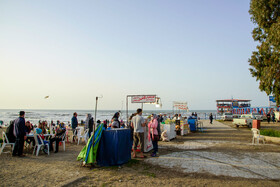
[12,111,27,157]
[49,124,66,153]
[71,112,78,142]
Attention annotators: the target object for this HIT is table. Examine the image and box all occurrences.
[27,134,54,137]
[96,129,132,167]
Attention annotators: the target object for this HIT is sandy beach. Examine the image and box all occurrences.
[1,120,280,186]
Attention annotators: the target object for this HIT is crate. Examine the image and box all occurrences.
[253,120,261,129]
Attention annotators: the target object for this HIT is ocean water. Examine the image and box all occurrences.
[0,109,217,125]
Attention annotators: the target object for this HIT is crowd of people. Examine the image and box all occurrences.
[3,110,216,158]
[70,109,164,158]
[4,111,67,157]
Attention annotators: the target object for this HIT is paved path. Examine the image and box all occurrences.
[146,120,280,179]
[201,119,236,130]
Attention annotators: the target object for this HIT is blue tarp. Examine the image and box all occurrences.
[188,118,197,131]
[96,128,132,167]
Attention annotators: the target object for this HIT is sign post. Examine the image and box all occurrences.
[173,102,188,114]
[269,96,276,107]
[126,94,158,123]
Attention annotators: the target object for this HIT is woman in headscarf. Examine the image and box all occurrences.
[85,114,94,138]
[111,112,120,128]
[148,114,159,157]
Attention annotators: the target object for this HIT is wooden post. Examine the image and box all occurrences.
[94,96,98,137]
[126,96,129,125]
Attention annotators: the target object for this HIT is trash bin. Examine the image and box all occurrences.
[252,120,261,129]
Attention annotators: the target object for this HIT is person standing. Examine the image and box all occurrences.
[148,114,159,157]
[111,112,121,128]
[12,111,27,157]
[271,112,275,123]
[131,108,146,158]
[85,114,94,138]
[209,113,213,124]
[71,112,78,142]
[128,113,136,143]
[267,112,271,123]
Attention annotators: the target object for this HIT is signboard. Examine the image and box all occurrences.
[131,95,156,103]
[173,102,188,110]
[269,96,276,107]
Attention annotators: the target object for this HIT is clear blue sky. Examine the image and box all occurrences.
[0,0,269,110]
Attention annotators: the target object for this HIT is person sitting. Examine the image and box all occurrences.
[25,121,33,134]
[35,124,49,154]
[49,124,66,153]
[5,120,16,143]
[41,121,47,134]
[25,121,34,146]
[103,120,108,129]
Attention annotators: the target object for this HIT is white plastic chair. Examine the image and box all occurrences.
[77,129,88,145]
[251,128,265,144]
[72,128,79,143]
[33,132,49,156]
[0,132,15,155]
[84,129,90,144]
[57,133,66,151]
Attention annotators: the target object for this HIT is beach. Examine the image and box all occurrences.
[1,120,280,186]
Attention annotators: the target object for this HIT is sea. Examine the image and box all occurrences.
[0,109,217,126]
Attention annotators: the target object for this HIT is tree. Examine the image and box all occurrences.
[248,0,280,105]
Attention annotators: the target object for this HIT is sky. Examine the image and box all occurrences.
[0,0,271,110]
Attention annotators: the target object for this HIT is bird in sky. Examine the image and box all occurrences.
[44,96,49,99]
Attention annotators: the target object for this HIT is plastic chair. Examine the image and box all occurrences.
[0,132,15,155]
[84,129,90,144]
[57,133,66,151]
[72,128,79,143]
[66,128,69,143]
[197,121,204,132]
[251,128,265,144]
[33,132,49,156]
[77,129,88,145]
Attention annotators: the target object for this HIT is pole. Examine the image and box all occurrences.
[126,96,128,125]
[94,96,98,136]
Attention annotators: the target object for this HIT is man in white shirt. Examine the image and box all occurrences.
[131,108,146,158]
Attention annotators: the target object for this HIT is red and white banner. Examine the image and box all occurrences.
[173,102,188,110]
[131,95,156,103]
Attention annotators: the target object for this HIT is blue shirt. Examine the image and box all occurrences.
[14,117,26,137]
[71,116,78,129]
[36,128,42,134]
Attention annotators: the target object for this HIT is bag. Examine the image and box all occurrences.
[153,134,160,141]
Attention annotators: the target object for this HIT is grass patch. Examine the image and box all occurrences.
[140,171,156,178]
[101,182,111,187]
[260,129,280,137]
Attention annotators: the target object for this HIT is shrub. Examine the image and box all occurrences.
[260,129,280,137]
[0,138,2,143]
